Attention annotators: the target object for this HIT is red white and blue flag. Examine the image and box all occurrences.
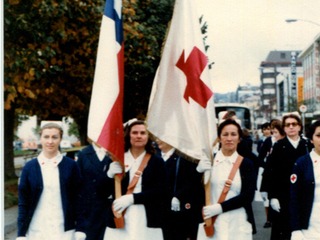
[146,0,217,162]
[88,0,124,163]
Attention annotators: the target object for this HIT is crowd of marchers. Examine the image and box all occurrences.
[15,112,320,240]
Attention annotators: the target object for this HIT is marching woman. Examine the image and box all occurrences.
[103,120,168,240]
[290,120,320,240]
[16,123,86,240]
[259,119,285,228]
[196,119,257,240]
[156,138,204,240]
[268,114,313,240]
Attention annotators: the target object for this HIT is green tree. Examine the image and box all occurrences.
[4,0,174,178]
[122,0,174,119]
[200,15,214,69]
[68,121,80,139]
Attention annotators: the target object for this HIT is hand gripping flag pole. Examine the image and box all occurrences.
[146,0,217,236]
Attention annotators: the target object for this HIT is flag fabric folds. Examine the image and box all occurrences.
[88,0,124,163]
[146,0,217,161]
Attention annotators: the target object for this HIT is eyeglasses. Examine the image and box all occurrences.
[284,122,299,127]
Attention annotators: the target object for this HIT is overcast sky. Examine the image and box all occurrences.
[197,0,320,93]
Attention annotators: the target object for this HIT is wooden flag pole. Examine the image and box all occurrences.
[112,166,125,228]
[204,178,212,227]
[114,174,123,219]
[109,152,125,227]
[202,140,216,237]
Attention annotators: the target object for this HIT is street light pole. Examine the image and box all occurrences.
[285,19,320,27]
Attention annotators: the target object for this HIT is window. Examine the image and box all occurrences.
[281,52,286,59]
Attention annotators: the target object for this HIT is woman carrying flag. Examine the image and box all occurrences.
[104,119,168,240]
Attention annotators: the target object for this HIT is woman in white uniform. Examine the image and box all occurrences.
[196,119,257,240]
[16,123,86,240]
[104,120,168,240]
[290,120,320,240]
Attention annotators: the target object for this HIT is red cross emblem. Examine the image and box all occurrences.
[176,47,213,108]
[291,174,297,184]
[185,203,191,209]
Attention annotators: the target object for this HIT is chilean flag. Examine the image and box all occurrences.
[147,0,217,161]
[88,0,124,163]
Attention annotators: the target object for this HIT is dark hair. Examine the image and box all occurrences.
[306,119,320,140]
[270,119,285,136]
[218,119,242,139]
[40,123,63,138]
[223,109,236,119]
[261,122,270,130]
[242,127,250,137]
[282,114,302,135]
[124,120,155,154]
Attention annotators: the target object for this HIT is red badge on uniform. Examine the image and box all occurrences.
[185,203,191,209]
[291,174,297,184]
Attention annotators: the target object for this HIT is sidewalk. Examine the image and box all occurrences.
[4,205,18,239]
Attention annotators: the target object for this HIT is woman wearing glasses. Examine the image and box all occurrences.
[290,120,320,240]
[267,114,313,240]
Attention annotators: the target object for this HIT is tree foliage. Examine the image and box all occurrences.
[4,0,174,178]
[4,0,174,131]
[122,0,174,119]
[4,0,104,122]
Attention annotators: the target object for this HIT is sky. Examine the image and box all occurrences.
[197,0,320,93]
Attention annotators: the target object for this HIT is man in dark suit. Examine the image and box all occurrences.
[76,142,112,240]
[156,139,204,240]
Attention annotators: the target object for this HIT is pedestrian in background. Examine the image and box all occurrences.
[290,119,320,240]
[242,127,253,151]
[103,120,168,240]
[259,119,285,228]
[76,141,113,240]
[196,119,256,240]
[257,122,272,153]
[16,123,86,240]
[156,138,204,240]
[268,114,313,240]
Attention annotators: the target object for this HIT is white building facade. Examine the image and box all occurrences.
[298,33,320,116]
[259,50,303,119]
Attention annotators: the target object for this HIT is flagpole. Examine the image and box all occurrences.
[203,151,214,233]
[114,175,122,218]
[204,179,212,224]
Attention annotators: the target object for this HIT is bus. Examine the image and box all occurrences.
[214,103,252,130]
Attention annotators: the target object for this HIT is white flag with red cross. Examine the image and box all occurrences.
[146,0,217,161]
